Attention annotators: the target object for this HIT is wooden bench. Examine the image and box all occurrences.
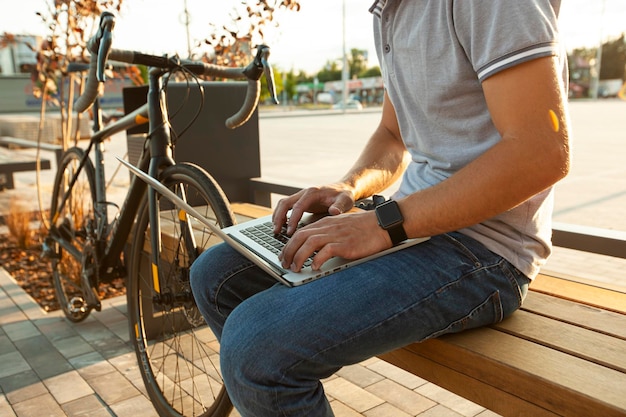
[0,146,51,190]
[229,202,626,417]
[0,136,63,165]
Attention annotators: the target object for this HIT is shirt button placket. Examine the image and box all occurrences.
[381,10,393,76]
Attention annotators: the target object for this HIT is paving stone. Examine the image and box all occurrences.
[363,402,412,417]
[0,334,15,356]
[415,382,485,417]
[33,316,78,344]
[366,359,428,390]
[90,335,132,360]
[61,393,111,417]
[13,335,73,380]
[0,351,31,379]
[107,393,159,417]
[73,317,117,344]
[44,370,94,404]
[2,320,40,342]
[70,351,117,380]
[0,392,17,417]
[11,392,66,417]
[416,404,465,417]
[476,410,502,417]
[329,398,366,417]
[0,369,47,404]
[51,334,95,359]
[336,363,385,388]
[323,377,384,413]
[366,379,437,416]
[87,370,142,405]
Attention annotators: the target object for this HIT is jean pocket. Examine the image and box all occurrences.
[425,290,504,341]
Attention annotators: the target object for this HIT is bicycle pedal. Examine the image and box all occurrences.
[41,238,59,260]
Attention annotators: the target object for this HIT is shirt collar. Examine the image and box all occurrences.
[368,0,386,17]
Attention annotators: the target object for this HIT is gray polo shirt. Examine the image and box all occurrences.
[369,0,567,279]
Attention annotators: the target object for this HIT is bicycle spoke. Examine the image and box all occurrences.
[128,163,236,417]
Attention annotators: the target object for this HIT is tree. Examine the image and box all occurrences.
[201,1,301,67]
[29,1,126,147]
[348,48,368,78]
[600,34,626,80]
[316,60,343,83]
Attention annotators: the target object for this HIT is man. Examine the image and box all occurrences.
[190,1,571,416]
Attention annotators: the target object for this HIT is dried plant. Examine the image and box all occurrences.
[6,199,35,249]
[201,0,301,68]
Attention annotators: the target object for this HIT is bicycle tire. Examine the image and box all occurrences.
[127,162,236,417]
[49,147,97,322]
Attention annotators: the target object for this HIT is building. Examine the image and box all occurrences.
[0,34,40,75]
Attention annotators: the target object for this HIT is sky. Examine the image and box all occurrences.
[4,0,626,74]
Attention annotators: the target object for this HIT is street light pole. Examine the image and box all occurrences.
[341,0,349,112]
[591,0,607,99]
[182,0,192,58]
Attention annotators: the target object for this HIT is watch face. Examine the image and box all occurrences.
[376,201,403,228]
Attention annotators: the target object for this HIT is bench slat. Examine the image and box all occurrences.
[493,309,626,373]
[532,274,626,314]
[388,327,626,417]
[521,290,626,340]
[379,346,560,417]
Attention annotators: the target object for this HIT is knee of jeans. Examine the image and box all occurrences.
[219,303,285,386]
[190,244,225,296]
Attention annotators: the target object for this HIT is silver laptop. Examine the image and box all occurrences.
[118,158,430,287]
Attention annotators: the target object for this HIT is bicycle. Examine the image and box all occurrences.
[44,11,277,417]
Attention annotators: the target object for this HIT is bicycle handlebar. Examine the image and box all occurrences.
[74,12,279,129]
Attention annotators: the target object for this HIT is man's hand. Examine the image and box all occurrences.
[272,184,356,235]
[278,210,391,272]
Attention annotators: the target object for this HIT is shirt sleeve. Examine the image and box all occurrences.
[452,0,563,82]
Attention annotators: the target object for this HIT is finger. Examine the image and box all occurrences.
[290,232,325,271]
[279,226,314,270]
[272,193,301,233]
[285,199,310,235]
[328,193,355,216]
[310,243,337,271]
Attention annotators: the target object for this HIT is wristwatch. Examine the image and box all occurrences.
[375,200,408,246]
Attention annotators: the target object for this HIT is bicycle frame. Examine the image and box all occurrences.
[48,10,277,319]
[50,66,177,291]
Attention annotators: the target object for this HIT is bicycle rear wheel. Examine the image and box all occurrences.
[127,162,236,417]
[49,147,97,322]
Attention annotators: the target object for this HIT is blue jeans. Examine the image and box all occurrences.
[190,232,530,417]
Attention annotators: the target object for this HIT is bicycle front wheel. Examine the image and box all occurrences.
[49,147,97,322]
[127,162,236,417]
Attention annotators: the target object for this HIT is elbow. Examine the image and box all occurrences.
[545,134,571,185]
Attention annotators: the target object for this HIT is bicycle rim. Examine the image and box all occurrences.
[128,163,236,417]
[49,147,97,322]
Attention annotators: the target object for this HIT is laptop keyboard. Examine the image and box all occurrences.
[240,221,313,268]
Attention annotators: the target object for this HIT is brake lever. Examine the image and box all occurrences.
[259,46,279,105]
[95,12,116,82]
[243,45,279,105]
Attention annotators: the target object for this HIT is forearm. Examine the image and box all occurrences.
[337,92,408,201]
[399,129,569,238]
[338,125,408,201]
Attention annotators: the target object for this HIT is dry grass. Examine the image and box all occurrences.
[5,198,35,249]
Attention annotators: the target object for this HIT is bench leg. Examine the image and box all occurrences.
[0,172,15,190]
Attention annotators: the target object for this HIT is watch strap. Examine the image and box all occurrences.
[387,223,408,246]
